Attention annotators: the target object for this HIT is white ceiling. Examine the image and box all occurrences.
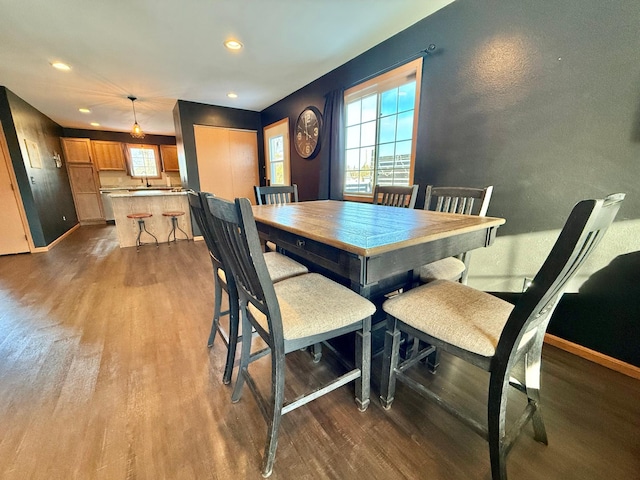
[0,0,454,136]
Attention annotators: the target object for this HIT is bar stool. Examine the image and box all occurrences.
[163,211,189,244]
[127,213,159,251]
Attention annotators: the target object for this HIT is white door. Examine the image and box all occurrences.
[263,118,290,186]
[0,125,30,255]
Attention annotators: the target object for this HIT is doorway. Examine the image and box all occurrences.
[263,118,290,186]
[0,123,31,255]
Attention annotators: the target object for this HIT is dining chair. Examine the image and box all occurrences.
[188,191,308,385]
[254,184,299,251]
[206,195,375,477]
[254,184,299,205]
[419,185,494,285]
[379,193,625,480]
[372,184,419,208]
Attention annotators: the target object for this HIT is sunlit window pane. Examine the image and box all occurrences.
[360,147,375,170]
[346,149,360,170]
[346,125,361,149]
[360,121,376,147]
[361,95,377,122]
[396,111,414,141]
[379,115,397,144]
[380,88,398,116]
[346,100,361,126]
[398,81,416,112]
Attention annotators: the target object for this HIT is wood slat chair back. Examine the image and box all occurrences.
[255,184,299,205]
[372,184,419,209]
[420,185,494,285]
[187,190,239,385]
[425,185,493,216]
[206,195,374,477]
[380,193,625,480]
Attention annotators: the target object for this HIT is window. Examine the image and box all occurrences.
[263,118,290,186]
[126,144,161,179]
[268,135,285,185]
[343,58,422,198]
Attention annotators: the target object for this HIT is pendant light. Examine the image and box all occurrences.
[128,95,145,138]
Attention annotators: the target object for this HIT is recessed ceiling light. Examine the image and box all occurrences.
[51,61,71,71]
[90,122,100,127]
[224,39,243,50]
[227,92,238,99]
[79,108,91,114]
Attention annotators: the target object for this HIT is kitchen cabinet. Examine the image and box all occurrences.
[67,163,104,224]
[61,137,92,164]
[160,144,179,172]
[92,140,126,171]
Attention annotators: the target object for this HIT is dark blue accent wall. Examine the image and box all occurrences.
[0,87,78,247]
[258,0,640,366]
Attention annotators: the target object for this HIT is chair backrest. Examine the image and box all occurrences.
[206,195,284,348]
[495,193,625,370]
[188,190,227,270]
[255,184,299,205]
[424,185,493,216]
[372,185,419,208]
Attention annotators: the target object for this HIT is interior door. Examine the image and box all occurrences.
[194,125,259,203]
[263,118,290,186]
[0,126,30,255]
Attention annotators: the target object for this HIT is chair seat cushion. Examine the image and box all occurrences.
[216,252,307,285]
[249,273,376,341]
[383,280,514,357]
[419,257,466,283]
[263,252,308,282]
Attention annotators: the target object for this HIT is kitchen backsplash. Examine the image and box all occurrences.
[98,171,181,188]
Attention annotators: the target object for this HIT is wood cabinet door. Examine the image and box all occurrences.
[194,125,258,204]
[61,138,92,163]
[67,164,104,223]
[160,145,179,172]
[92,140,126,170]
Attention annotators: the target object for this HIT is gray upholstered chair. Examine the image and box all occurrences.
[372,184,419,208]
[419,185,493,284]
[254,184,299,205]
[188,191,308,385]
[380,193,624,480]
[207,195,374,477]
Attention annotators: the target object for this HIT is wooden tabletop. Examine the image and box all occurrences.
[252,200,505,257]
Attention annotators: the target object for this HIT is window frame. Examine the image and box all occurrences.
[125,144,162,179]
[342,58,422,202]
[263,118,291,186]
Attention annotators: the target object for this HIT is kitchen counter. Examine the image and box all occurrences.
[109,189,186,198]
[110,190,192,248]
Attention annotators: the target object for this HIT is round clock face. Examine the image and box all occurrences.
[294,107,321,159]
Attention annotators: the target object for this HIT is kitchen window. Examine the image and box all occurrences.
[126,144,161,179]
[343,58,422,199]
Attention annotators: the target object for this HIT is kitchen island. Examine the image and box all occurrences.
[110,190,192,248]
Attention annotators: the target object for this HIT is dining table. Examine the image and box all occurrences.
[251,200,506,302]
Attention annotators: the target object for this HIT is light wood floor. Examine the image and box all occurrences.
[0,225,638,480]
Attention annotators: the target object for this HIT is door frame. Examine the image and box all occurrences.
[0,121,34,253]
[263,118,290,186]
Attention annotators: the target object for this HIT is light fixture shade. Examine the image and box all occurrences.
[131,121,144,138]
[128,95,145,138]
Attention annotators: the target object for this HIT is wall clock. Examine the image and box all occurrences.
[294,106,322,159]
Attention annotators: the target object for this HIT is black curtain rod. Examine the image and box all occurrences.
[345,44,437,90]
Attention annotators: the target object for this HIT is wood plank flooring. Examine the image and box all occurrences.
[0,225,638,479]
